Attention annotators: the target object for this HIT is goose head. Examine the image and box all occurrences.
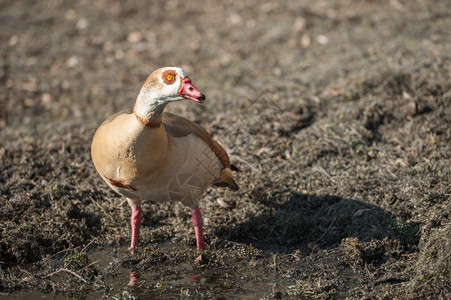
[134,67,206,124]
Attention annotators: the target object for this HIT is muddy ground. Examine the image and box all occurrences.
[1,0,450,299]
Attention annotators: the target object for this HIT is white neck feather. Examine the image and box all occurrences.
[134,89,176,126]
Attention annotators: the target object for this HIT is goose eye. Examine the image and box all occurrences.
[162,70,177,84]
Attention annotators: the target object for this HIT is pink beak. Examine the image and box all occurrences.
[179,79,206,103]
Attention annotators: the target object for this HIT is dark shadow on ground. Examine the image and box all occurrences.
[214,192,420,255]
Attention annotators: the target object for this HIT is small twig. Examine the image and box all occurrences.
[230,154,261,173]
[81,238,99,253]
[415,277,434,289]
[386,168,398,179]
[315,215,337,244]
[313,166,336,184]
[17,266,38,284]
[79,260,99,272]
[49,246,79,259]
[47,268,88,283]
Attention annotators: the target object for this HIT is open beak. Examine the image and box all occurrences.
[179,79,206,103]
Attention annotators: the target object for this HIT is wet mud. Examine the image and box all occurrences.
[1,0,450,298]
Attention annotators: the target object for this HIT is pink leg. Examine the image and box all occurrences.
[191,208,206,250]
[130,206,142,250]
[128,270,140,287]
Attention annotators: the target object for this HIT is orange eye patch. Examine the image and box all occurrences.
[162,70,176,85]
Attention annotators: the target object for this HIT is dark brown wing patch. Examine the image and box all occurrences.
[211,141,231,169]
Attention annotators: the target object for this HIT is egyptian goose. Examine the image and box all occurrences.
[91,67,238,251]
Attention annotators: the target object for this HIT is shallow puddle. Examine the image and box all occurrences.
[3,245,284,299]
